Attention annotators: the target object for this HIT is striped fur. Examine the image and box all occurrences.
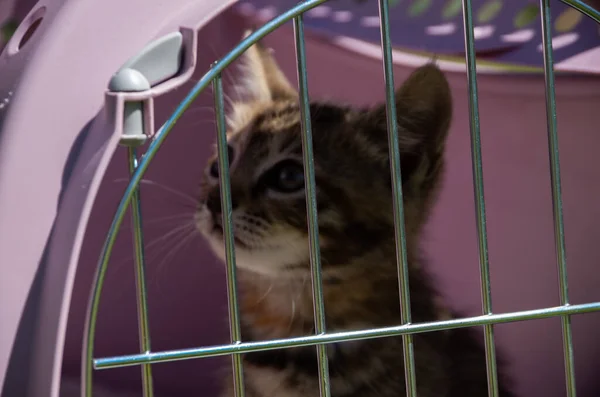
[196,34,515,397]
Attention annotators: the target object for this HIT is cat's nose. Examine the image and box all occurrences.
[206,190,238,215]
[206,191,222,214]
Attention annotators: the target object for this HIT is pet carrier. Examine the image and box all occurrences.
[1,1,600,397]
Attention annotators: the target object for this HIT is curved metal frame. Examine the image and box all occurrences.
[83,1,600,397]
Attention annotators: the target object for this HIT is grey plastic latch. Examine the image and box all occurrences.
[119,31,184,88]
[108,31,184,147]
[109,68,150,146]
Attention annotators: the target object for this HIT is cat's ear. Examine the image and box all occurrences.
[393,63,452,151]
[370,63,452,153]
[367,63,452,198]
[236,30,298,102]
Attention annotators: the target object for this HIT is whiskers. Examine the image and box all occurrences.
[105,177,207,299]
[181,104,217,130]
[104,214,200,303]
[230,213,270,249]
[112,177,197,210]
[148,219,200,291]
[286,272,310,334]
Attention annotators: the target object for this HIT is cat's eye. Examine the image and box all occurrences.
[208,145,235,179]
[264,159,305,193]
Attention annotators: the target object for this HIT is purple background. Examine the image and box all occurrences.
[237,0,600,72]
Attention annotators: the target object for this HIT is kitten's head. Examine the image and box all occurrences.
[196,33,452,277]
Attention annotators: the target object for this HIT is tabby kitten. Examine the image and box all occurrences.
[196,33,514,397]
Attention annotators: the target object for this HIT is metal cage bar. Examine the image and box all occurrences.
[84,1,600,397]
[538,1,576,395]
[93,301,600,369]
[561,0,600,23]
[293,14,331,397]
[213,72,245,397]
[377,0,418,396]
[460,0,499,396]
[127,147,155,397]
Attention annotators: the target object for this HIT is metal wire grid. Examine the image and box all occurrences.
[81,1,600,397]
